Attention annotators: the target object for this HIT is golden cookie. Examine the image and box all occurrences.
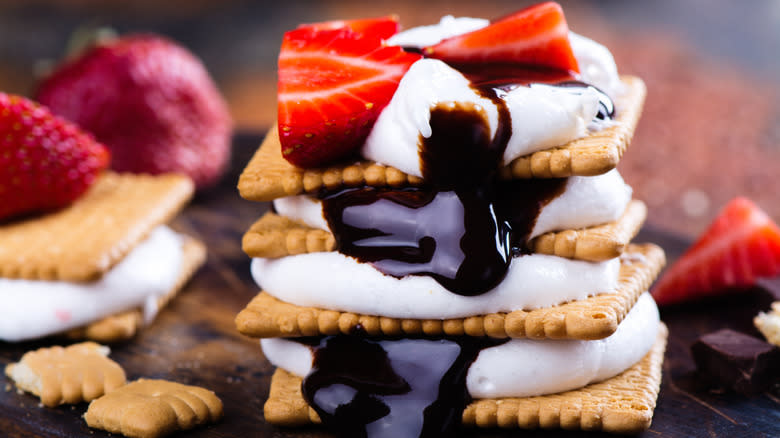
[529,200,646,261]
[4,341,126,407]
[0,172,193,281]
[237,243,665,341]
[754,301,780,347]
[238,76,645,201]
[84,379,223,438]
[242,200,646,263]
[263,324,667,434]
[64,236,207,343]
[499,75,646,179]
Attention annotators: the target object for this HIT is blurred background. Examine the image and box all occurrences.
[0,0,778,237]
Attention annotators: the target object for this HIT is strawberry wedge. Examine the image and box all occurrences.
[299,16,400,40]
[652,197,780,306]
[424,1,579,74]
[278,28,421,168]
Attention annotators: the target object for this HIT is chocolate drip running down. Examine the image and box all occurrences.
[305,61,619,438]
[321,69,614,296]
[448,62,614,121]
[299,335,507,438]
[321,180,566,296]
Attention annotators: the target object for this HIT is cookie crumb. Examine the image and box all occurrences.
[5,342,126,407]
[755,301,780,346]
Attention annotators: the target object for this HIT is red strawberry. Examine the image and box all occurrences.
[278,28,421,168]
[299,15,400,40]
[0,93,110,221]
[36,34,231,190]
[424,1,579,74]
[652,197,780,306]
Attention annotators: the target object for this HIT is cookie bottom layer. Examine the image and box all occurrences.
[64,235,206,343]
[262,323,667,434]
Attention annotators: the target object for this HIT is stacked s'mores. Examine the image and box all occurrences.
[0,173,205,343]
[236,3,667,436]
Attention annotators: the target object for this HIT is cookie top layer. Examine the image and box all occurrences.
[238,76,645,202]
[236,243,665,341]
[0,172,193,282]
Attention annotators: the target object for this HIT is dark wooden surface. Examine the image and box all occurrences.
[1,133,779,437]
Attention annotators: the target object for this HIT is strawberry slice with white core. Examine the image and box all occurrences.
[278,28,421,168]
[652,197,780,306]
[299,16,400,40]
[424,1,580,74]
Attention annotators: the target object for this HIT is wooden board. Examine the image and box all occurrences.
[1,133,778,437]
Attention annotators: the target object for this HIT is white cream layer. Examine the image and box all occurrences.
[273,169,631,242]
[362,58,602,178]
[261,292,660,399]
[0,226,183,342]
[361,18,622,177]
[252,250,619,319]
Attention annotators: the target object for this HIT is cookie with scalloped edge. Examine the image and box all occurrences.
[84,379,222,438]
[237,243,664,341]
[243,200,646,263]
[0,172,194,282]
[5,341,126,407]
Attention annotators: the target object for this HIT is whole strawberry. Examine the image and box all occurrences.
[0,93,110,221]
[36,34,231,189]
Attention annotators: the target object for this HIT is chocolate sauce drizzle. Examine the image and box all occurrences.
[300,334,507,438]
[300,58,618,438]
[320,71,585,296]
[321,179,566,296]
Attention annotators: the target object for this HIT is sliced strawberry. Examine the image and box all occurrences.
[278,28,421,168]
[652,197,780,306]
[424,1,579,74]
[299,15,400,40]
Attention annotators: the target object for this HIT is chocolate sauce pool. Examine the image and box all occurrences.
[299,335,507,438]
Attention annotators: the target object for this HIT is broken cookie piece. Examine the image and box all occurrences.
[755,301,780,347]
[84,378,223,438]
[4,341,126,407]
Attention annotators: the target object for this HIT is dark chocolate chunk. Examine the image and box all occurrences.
[691,328,780,395]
